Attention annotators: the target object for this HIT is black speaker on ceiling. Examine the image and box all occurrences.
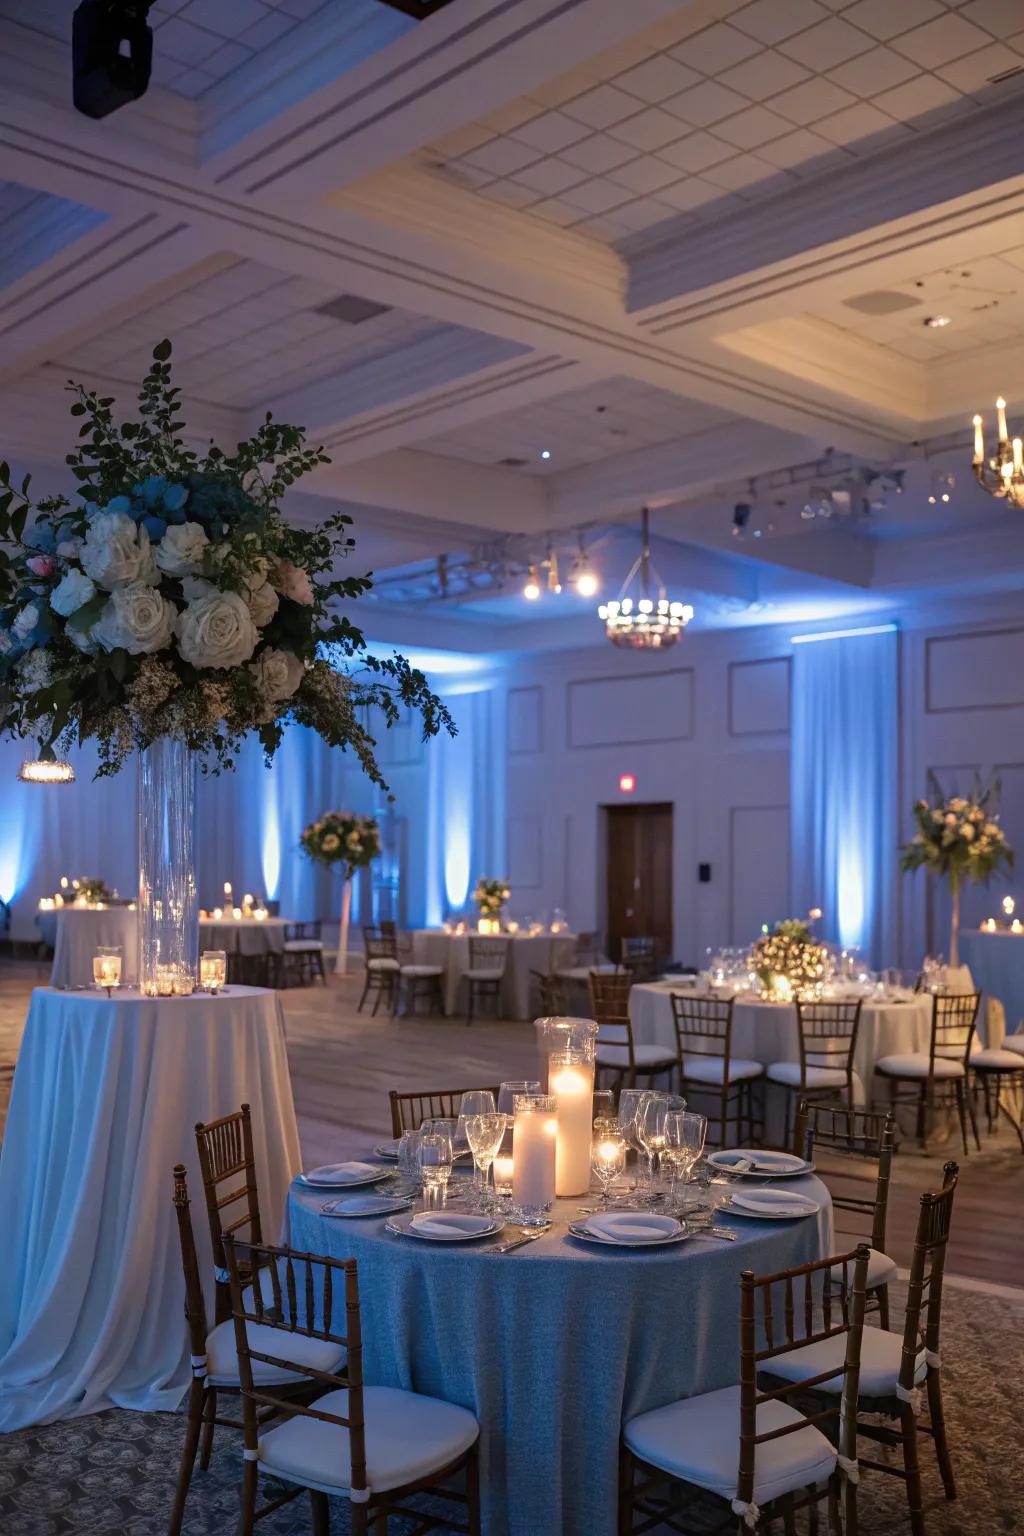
[73,0,153,119]
[375,0,458,15]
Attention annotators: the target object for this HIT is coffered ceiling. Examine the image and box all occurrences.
[1,0,1023,649]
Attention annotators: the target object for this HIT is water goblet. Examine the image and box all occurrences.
[464,1112,505,1210]
[664,1110,707,1211]
[591,1127,626,1205]
[397,1130,423,1195]
[421,1118,457,1159]
[456,1092,496,1153]
[417,1133,453,1212]
[617,1089,650,1190]
[637,1092,686,1198]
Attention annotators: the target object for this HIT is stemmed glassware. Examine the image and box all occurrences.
[616,1088,650,1189]
[637,1092,686,1198]
[457,1091,496,1154]
[590,1122,626,1205]
[397,1130,423,1195]
[663,1110,708,1211]
[464,1112,505,1210]
[497,1081,540,1115]
[592,1089,615,1122]
[417,1133,453,1210]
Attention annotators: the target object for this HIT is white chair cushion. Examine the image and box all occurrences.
[767,1325,926,1399]
[596,1043,677,1071]
[875,1053,963,1079]
[366,957,400,972]
[829,1246,897,1292]
[557,965,596,982]
[972,1047,1024,1071]
[258,1384,479,1496]
[205,1319,345,1388]
[1001,1033,1024,1056]
[284,940,324,953]
[464,967,504,980]
[765,1062,849,1089]
[682,1055,764,1085]
[400,964,443,978]
[624,1383,835,1507]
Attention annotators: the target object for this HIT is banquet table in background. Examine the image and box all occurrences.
[410,930,577,1019]
[631,982,935,1139]
[42,904,139,988]
[199,915,289,959]
[959,931,1023,1038]
[0,986,300,1430]
[289,1174,832,1536]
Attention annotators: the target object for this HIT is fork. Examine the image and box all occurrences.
[489,1228,545,1255]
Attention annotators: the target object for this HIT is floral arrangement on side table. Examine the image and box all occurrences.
[76,877,115,904]
[472,878,510,920]
[749,918,831,1001]
[301,812,382,977]
[901,778,1013,966]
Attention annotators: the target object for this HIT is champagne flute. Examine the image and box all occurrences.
[664,1110,707,1211]
[464,1112,505,1210]
[417,1133,453,1211]
[591,1127,626,1205]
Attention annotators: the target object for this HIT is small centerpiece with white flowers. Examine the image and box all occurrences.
[901,778,1013,967]
[749,917,831,1002]
[300,812,381,975]
[472,877,510,935]
[0,341,451,996]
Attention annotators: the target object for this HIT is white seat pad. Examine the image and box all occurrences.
[284,939,323,952]
[1001,1033,1024,1056]
[366,957,400,972]
[682,1055,763,1085]
[767,1326,926,1399]
[624,1383,835,1506]
[596,1043,677,1070]
[400,965,443,978]
[557,965,597,982]
[205,1318,344,1388]
[829,1247,897,1291]
[875,1053,963,1079]
[464,967,504,980]
[972,1047,1024,1071]
[766,1062,850,1089]
[258,1384,478,1495]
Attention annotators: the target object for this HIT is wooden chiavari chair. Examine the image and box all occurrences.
[388,1084,501,1138]
[620,1245,869,1535]
[763,1163,960,1536]
[618,934,657,982]
[357,933,400,1015]
[765,998,862,1147]
[875,992,981,1154]
[590,969,676,1090]
[670,993,764,1148]
[463,936,507,1026]
[278,920,326,988]
[167,1166,342,1536]
[795,1100,897,1327]
[224,1236,481,1536]
[194,1103,264,1326]
[529,967,569,1016]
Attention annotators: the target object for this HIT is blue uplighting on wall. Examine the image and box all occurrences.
[791,626,898,966]
[261,797,281,900]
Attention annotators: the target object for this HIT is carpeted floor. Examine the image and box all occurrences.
[1,1279,1020,1535]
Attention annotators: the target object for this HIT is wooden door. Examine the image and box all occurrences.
[605,803,673,959]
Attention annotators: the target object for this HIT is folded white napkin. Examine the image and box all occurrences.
[301,1161,380,1184]
[585,1211,680,1244]
[410,1211,493,1239]
[717,1149,804,1174]
[323,1194,404,1216]
[731,1189,816,1218]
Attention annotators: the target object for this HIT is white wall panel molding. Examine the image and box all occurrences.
[507,686,544,756]
[567,669,693,750]
[728,658,791,740]
[925,628,1024,714]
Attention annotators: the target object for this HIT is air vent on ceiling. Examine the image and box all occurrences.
[498,456,528,467]
[842,290,922,316]
[315,294,392,325]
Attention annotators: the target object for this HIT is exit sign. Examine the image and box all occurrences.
[619,773,636,793]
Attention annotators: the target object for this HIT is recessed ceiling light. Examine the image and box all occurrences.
[540,449,551,460]
[924,315,951,328]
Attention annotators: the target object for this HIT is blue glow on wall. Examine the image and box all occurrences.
[0,811,26,904]
[261,798,281,899]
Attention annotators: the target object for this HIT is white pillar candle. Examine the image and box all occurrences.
[548,1054,595,1197]
[512,1095,557,1210]
[493,1155,514,1194]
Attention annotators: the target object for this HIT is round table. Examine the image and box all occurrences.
[0,986,300,1430]
[289,1172,832,1536]
[43,904,139,988]
[630,982,933,1140]
[199,916,288,957]
[410,931,577,1019]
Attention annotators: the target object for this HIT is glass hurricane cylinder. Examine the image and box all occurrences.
[138,737,199,996]
[536,1018,598,1197]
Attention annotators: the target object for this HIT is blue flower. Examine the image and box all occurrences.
[163,483,189,512]
[106,495,133,516]
[133,476,168,507]
[141,514,167,542]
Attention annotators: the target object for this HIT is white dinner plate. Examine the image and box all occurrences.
[728,1188,819,1221]
[567,1219,691,1249]
[384,1212,505,1243]
[373,1141,472,1162]
[321,1194,413,1218]
[707,1149,813,1180]
[297,1165,392,1190]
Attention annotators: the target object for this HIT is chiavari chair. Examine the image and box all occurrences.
[167,1166,343,1536]
[618,934,658,982]
[463,936,507,1026]
[765,998,862,1148]
[620,1244,870,1535]
[388,1084,501,1138]
[590,969,676,1090]
[795,1100,897,1327]
[529,967,570,1017]
[875,992,982,1154]
[555,930,607,985]
[970,1037,1024,1152]
[763,1163,960,1536]
[357,933,400,1015]
[670,993,764,1148]
[194,1103,264,1326]
[278,920,326,988]
[224,1235,481,1536]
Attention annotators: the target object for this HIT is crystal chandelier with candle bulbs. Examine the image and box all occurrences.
[972,397,1024,508]
[598,507,693,649]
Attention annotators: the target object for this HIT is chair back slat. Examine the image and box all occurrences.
[171,1163,209,1359]
[795,1000,862,1073]
[286,920,321,942]
[930,992,981,1066]
[468,936,507,969]
[795,1101,895,1253]
[589,969,631,1021]
[389,1085,501,1137]
[901,1161,958,1391]
[671,993,734,1064]
[365,934,397,963]
[195,1105,263,1319]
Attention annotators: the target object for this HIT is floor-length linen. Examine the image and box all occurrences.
[0,986,300,1429]
[289,1176,831,1536]
[46,906,139,988]
[410,930,576,1018]
[199,916,288,957]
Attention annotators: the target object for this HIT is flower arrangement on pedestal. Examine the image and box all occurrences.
[301,812,381,977]
[472,878,510,923]
[901,777,1013,967]
[749,918,831,1001]
[76,877,115,905]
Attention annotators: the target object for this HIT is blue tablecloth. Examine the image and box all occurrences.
[288,1175,833,1536]
[960,931,1024,1037]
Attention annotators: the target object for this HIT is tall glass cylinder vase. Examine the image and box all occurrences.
[138,736,199,996]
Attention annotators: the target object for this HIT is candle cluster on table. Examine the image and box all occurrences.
[200,887,269,922]
[144,965,195,998]
[511,1094,558,1214]
[538,1016,599,1197]
[199,950,228,993]
[39,874,122,912]
[981,897,1022,933]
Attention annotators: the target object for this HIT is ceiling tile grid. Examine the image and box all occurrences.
[421,0,1024,252]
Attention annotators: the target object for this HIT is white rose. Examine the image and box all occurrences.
[51,568,96,617]
[93,582,178,655]
[270,559,314,606]
[246,578,279,628]
[56,537,82,560]
[180,575,216,602]
[250,646,303,702]
[80,512,156,590]
[176,590,258,670]
[18,648,52,693]
[66,613,98,653]
[961,823,974,841]
[12,603,39,640]
[154,521,209,577]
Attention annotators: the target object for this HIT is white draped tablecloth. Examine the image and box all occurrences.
[199,916,289,957]
[410,931,576,1019]
[631,982,934,1138]
[43,905,140,989]
[0,986,300,1429]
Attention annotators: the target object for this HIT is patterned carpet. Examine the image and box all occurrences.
[1,1279,1020,1536]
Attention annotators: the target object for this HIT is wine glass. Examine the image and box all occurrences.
[637,1092,686,1197]
[417,1133,453,1210]
[464,1112,505,1209]
[664,1110,707,1210]
[497,1081,540,1115]
[591,1127,626,1205]
[592,1089,615,1123]
[457,1091,496,1151]
[617,1089,650,1190]
[397,1130,423,1192]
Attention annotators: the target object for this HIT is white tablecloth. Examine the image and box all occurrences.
[44,905,139,988]
[410,931,577,1018]
[631,983,933,1138]
[0,986,300,1429]
[199,917,288,956]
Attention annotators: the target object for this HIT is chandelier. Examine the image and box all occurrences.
[18,758,75,784]
[972,397,1024,508]
[598,507,693,649]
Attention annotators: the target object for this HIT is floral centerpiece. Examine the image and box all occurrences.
[76,877,115,904]
[0,341,452,993]
[749,918,831,1001]
[901,777,1013,966]
[472,878,510,920]
[300,812,381,976]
